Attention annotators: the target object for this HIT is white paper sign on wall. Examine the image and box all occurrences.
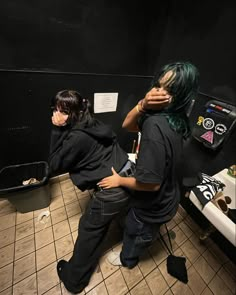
[94,93,118,113]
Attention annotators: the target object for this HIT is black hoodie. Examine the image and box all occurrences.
[48,119,128,191]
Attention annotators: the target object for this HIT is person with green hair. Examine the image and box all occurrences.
[98,61,200,268]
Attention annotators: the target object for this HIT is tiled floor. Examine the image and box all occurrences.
[0,174,235,295]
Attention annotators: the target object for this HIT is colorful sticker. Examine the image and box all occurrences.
[215,124,227,135]
[201,131,214,144]
[203,118,215,130]
[197,116,204,126]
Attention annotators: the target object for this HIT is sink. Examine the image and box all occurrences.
[189,169,236,246]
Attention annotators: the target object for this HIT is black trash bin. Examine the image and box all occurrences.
[0,161,51,213]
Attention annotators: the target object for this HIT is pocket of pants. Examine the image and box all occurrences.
[87,196,104,224]
[94,188,130,215]
[126,209,154,243]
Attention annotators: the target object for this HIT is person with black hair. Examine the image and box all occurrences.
[98,61,200,269]
[48,90,136,293]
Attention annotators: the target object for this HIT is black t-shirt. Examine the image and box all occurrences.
[133,114,182,224]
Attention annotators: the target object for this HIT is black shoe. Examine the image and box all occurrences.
[57,260,86,294]
[57,260,67,281]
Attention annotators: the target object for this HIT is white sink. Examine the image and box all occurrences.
[189,169,236,246]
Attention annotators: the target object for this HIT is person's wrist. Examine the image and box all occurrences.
[138,99,146,113]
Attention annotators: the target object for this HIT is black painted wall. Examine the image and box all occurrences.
[0,0,235,177]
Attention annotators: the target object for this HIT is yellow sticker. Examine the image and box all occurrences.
[197,116,204,126]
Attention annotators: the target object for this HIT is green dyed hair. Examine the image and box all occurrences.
[151,61,200,138]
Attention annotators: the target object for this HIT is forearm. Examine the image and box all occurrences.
[49,126,70,155]
[122,102,145,132]
[119,176,160,191]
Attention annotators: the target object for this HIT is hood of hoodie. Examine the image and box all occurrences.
[71,118,116,141]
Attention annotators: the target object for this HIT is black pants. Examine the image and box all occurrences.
[120,208,161,268]
[59,186,131,293]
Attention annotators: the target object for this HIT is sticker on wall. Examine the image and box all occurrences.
[201,131,214,144]
[94,93,118,113]
[215,124,227,135]
[202,118,215,130]
[197,116,204,126]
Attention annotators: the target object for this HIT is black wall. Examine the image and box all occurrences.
[0,0,235,176]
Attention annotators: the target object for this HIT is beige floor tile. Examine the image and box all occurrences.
[63,190,77,205]
[130,279,152,295]
[2,175,236,295]
[51,206,67,225]
[161,232,179,252]
[171,280,194,294]
[188,233,209,254]
[60,179,75,193]
[59,173,70,182]
[0,200,16,217]
[99,251,120,279]
[36,242,57,271]
[35,226,54,250]
[149,240,168,266]
[180,240,201,264]
[223,260,236,281]
[53,219,70,240]
[184,215,201,233]
[0,263,13,292]
[166,218,177,230]
[15,234,35,260]
[68,213,82,232]
[0,212,16,231]
[49,175,60,184]
[121,265,143,290]
[49,183,62,198]
[0,243,14,268]
[187,265,207,294]
[13,273,37,295]
[71,230,78,244]
[50,195,64,211]
[208,243,230,265]
[37,262,60,295]
[61,282,85,295]
[171,225,188,246]
[43,284,62,295]
[105,269,128,295]
[59,251,73,262]
[201,287,214,295]
[34,215,52,233]
[86,281,108,295]
[208,274,232,295]
[145,268,169,295]
[15,219,34,241]
[65,200,81,218]
[13,252,36,284]
[85,265,104,293]
[138,250,156,277]
[177,205,188,219]
[0,227,15,249]
[16,211,33,225]
[33,206,50,218]
[172,212,185,225]
[193,255,215,284]
[202,249,221,272]
[0,287,12,295]
[217,266,236,294]
[178,221,193,238]
[76,190,92,200]
[55,234,74,259]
